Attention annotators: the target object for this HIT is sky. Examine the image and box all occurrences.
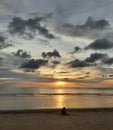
[0,0,113,88]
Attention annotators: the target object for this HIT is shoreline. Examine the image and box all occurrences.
[1,107,113,113]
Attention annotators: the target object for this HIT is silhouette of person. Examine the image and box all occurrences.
[61,107,67,115]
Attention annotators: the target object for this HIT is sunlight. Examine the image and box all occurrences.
[57,81,65,87]
[56,89,64,108]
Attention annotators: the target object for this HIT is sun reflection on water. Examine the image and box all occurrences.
[56,89,64,108]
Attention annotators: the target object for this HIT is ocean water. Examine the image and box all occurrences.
[1,87,113,110]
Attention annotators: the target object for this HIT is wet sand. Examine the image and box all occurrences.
[0,108,113,130]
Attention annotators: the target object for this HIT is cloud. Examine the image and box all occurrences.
[0,57,3,60]
[0,68,41,83]
[51,60,60,65]
[20,59,48,71]
[109,75,113,77]
[67,52,108,67]
[83,17,110,30]
[59,71,69,74]
[0,35,12,50]
[67,50,113,69]
[8,16,56,39]
[78,75,89,79]
[102,58,113,65]
[0,57,3,65]
[48,60,61,68]
[8,17,26,35]
[69,46,82,54]
[42,49,61,59]
[85,53,108,63]
[85,52,113,65]
[68,59,91,68]
[50,60,60,67]
[0,53,29,69]
[85,39,113,50]
[57,17,111,39]
[85,72,90,75]
[13,49,31,58]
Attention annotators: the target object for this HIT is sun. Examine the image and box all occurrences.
[57,81,64,86]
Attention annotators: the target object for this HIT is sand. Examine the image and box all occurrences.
[0,108,113,130]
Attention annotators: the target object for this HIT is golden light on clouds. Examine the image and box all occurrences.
[0,78,15,81]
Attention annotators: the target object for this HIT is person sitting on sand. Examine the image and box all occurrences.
[61,107,68,115]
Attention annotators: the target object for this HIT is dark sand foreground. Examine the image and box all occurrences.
[0,108,113,130]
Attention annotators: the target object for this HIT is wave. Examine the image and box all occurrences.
[0,92,113,97]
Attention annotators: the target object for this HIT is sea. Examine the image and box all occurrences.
[1,86,113,110]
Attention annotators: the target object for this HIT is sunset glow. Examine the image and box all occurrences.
[57,81,65,86]
[0,0,113,89]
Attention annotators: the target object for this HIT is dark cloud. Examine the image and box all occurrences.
[8,17,56,39]
[59,71,69,74]
[69,46,82,54]
[49,60,61,68]
[51,60,60,65]
[109,75,113,77]
[20,59,48,71]
[85,53,108,63]
[58,17,110,38]
[42,49,61,59]
[0,57,3,60]
[0,35,12,50]
[102,58,113,65]
[8,17,26,35]
[13,49,31,58]
[70,52,113,67]
[78,75,89,79]
[85,39,113,50]
[0,57,3,65]
[36,24,55,39]
[109,74,113,77]
[83,17,110,30]
[68,59,91,68]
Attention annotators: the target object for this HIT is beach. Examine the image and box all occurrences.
[0,108,113,130]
